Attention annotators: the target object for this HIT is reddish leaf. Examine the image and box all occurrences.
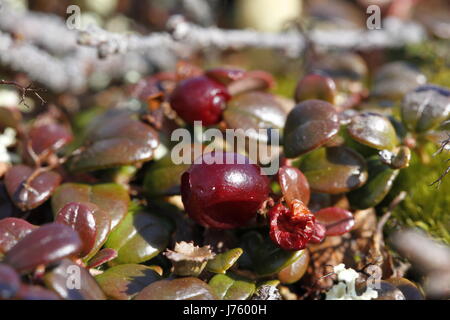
[55,202,99,257]
[0,263,21,299]
[4,223,82,273]
[44,259,106,300]
[0,218,37,254]
[69,113,159,172]
[313,207,355,236]
[87,248,117,268]
[205,67,246,85]
[29,123,73,155]
[52,183,127,231]
[278,165,310,205]
[15,284,60,300]
[4,165,61,211]
[227,70,275,96]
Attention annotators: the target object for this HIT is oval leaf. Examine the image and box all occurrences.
[0,263,21,299]
[206,248,243,274]
[52,183,129,230]
[278,165,310,205]
[313,207,355,236]
[29,123,73,155]
[401,84,450,133]
[15,285,60,300]
[209,273,255,300]
[4,223,82,273]
[283,100,339,158]
[44,259,106,300]
[239,231,305,276]
[69,113,159,172]
[347,112,398,150]
[134,277,217,300]
[299,146,368,194]
[0,218,37,254]
[278,249,309,284]
[55,202,100,258]
[347,158,399,210]
[105,209,173,264]
[95,264,161,300]
[5,165,61,211]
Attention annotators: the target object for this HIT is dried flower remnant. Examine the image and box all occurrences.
[164,241,215,276]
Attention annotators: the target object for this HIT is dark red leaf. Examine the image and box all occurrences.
[87,248,118,268]
[4,223,82,273]
[0,218,37,254]
[4,165,62,211]
[15,284,60,300]
[278,165,310,205]
[44,259,106,300]
[29,123,73,155]
[55,202,99,257]
[313,207,355,236]
[0,263,21,299]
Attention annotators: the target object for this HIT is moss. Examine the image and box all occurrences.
[390,143,450,244]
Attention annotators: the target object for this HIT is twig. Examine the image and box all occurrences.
[0,79,46,107]
[430,133,450,187]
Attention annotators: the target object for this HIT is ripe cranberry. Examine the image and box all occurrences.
[181,152,270,229]
[170,76,230,125]
[268,200,316,251]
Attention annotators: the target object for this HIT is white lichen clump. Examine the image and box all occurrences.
[0,127,17,164]
[325,264,378,300]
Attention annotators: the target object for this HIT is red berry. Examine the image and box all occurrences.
[170,76,230,125]
[268,200,316,251]
[181,152,270,229]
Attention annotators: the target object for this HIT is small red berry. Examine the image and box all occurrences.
[268,200,316,251]
[181,152,270,229]
[170,75,230,125]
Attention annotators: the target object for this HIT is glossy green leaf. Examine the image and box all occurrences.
[347,112,398,150]
[95,264,161,300]
[283,100,339,158]
[206,248,243,274]
[348,158,399,210]
[299,146,368,194]
[134,277,217,300]
[105,209,173,264]
[209,273,255,300]
[143,155,190,197]
[52,183,129,230]
[239,231,305,276]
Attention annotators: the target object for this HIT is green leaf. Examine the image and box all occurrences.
[95,264,161,300]
[299,146,368,194]
[209,274,255,300]
[134,277,217,300]
[239,231,304,276]
[105,209,173,264]
[206,248,243,274]
[348,158,399,210]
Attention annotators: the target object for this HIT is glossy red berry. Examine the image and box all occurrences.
[170,75,231,125]
[268,200,316,251]
[181,152,270,229]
